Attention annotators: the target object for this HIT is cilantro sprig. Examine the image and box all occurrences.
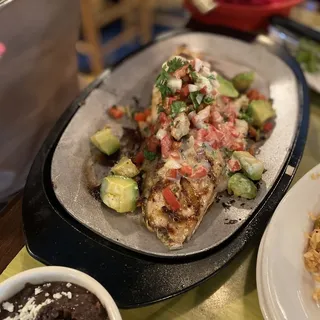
[189,91,203,110]
[166,57,187,73]
[155,57,187,99]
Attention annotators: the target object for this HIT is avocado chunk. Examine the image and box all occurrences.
[111,157,139,178]
[233,151,264,181]
[217,75,239,98]
[228,173,257,199]
[232,71,255,92]
[100,175,139,213]
[249,100,275,127]
[90,128,120,155]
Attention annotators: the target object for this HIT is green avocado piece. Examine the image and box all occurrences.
[249,100,276,127]
[232,71,255,92]
[100,175,139,213]
[90,128,120,155]
[233,151,264,181]
[111,157,139,178]
[217,75,239,98]
[228,173,257,199]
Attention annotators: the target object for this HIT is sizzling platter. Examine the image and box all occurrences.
[51,32,299,258]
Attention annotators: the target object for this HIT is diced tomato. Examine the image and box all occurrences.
[146,136,159,152]
[247,89,267,101]
[199,86,207,94]
[230,141,245,151]
[180,165,193,177]
[108,106,124,119]
[134,112,147,122]
[133,151,144,166]
[149,124,156,135]
[227,159,241,172]
[162,186,181,211]
[168,96,178,105]
[159,112,170,129]
[191,166,208,179]
[173,64,188,79]
[167,169,178,179]
[211,110,223,124]
[196,128,208,142]
[144,108,151,117]
[161,135,172,158]
[180,85,190,98]
[263,121,273,132]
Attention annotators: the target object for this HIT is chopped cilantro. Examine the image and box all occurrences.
[144,149,157,161]
[171,101,187,117]
[207,74,215,80]
[157,104,165,113]
[190,71,198,82]
[167,57,187,73]
[203,96,214,105]
[239,110,253,123]
[155,69,172,99]
[189,91,201,110]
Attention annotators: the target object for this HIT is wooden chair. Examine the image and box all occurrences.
[77,0,156,75]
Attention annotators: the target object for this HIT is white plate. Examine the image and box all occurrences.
[257,163,320,320]
[257,226,275,320]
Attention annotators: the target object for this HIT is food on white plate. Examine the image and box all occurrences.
[304,213,320,302]
[0,281,108,320]
[90,46,276,249]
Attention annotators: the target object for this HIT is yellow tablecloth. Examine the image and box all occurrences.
[1,95,320,320]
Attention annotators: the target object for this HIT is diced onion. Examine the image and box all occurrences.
[201,67,211,77]
[194,58,203,72]
[202,161,211,170]
[156,129,167,140]
[188,84,198,92]
[167,78,182,92]
[196,93,204,105]
[197,106,211,121]
[164,159,182,169]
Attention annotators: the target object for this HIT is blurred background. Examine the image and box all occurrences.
[77,0,320,85]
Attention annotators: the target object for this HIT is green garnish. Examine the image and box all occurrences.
[167,57,187,73]
[207,74,215,80]
[189,91,203,110]
[157,104,165,113]
[222,148,233,158]
[144,149,157,161]
[171,101,187,117]
[203,96,214,105]
[155,70,172,99]
[239,109,253,124]
[190,71,198,82]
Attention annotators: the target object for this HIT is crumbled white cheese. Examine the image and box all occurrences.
[66,283,72,288]
[2,302,14,313]
[3,297,52,320]
[61,292,72,299]
[44,293,49,297]
[34,287,42,295]
[52,293,62,300]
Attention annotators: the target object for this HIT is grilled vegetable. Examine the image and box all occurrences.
[233,151,264,181]
[228,173,257,199]
[90,128,120,155]
[111,157,139,178]
[100,175,139,213]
